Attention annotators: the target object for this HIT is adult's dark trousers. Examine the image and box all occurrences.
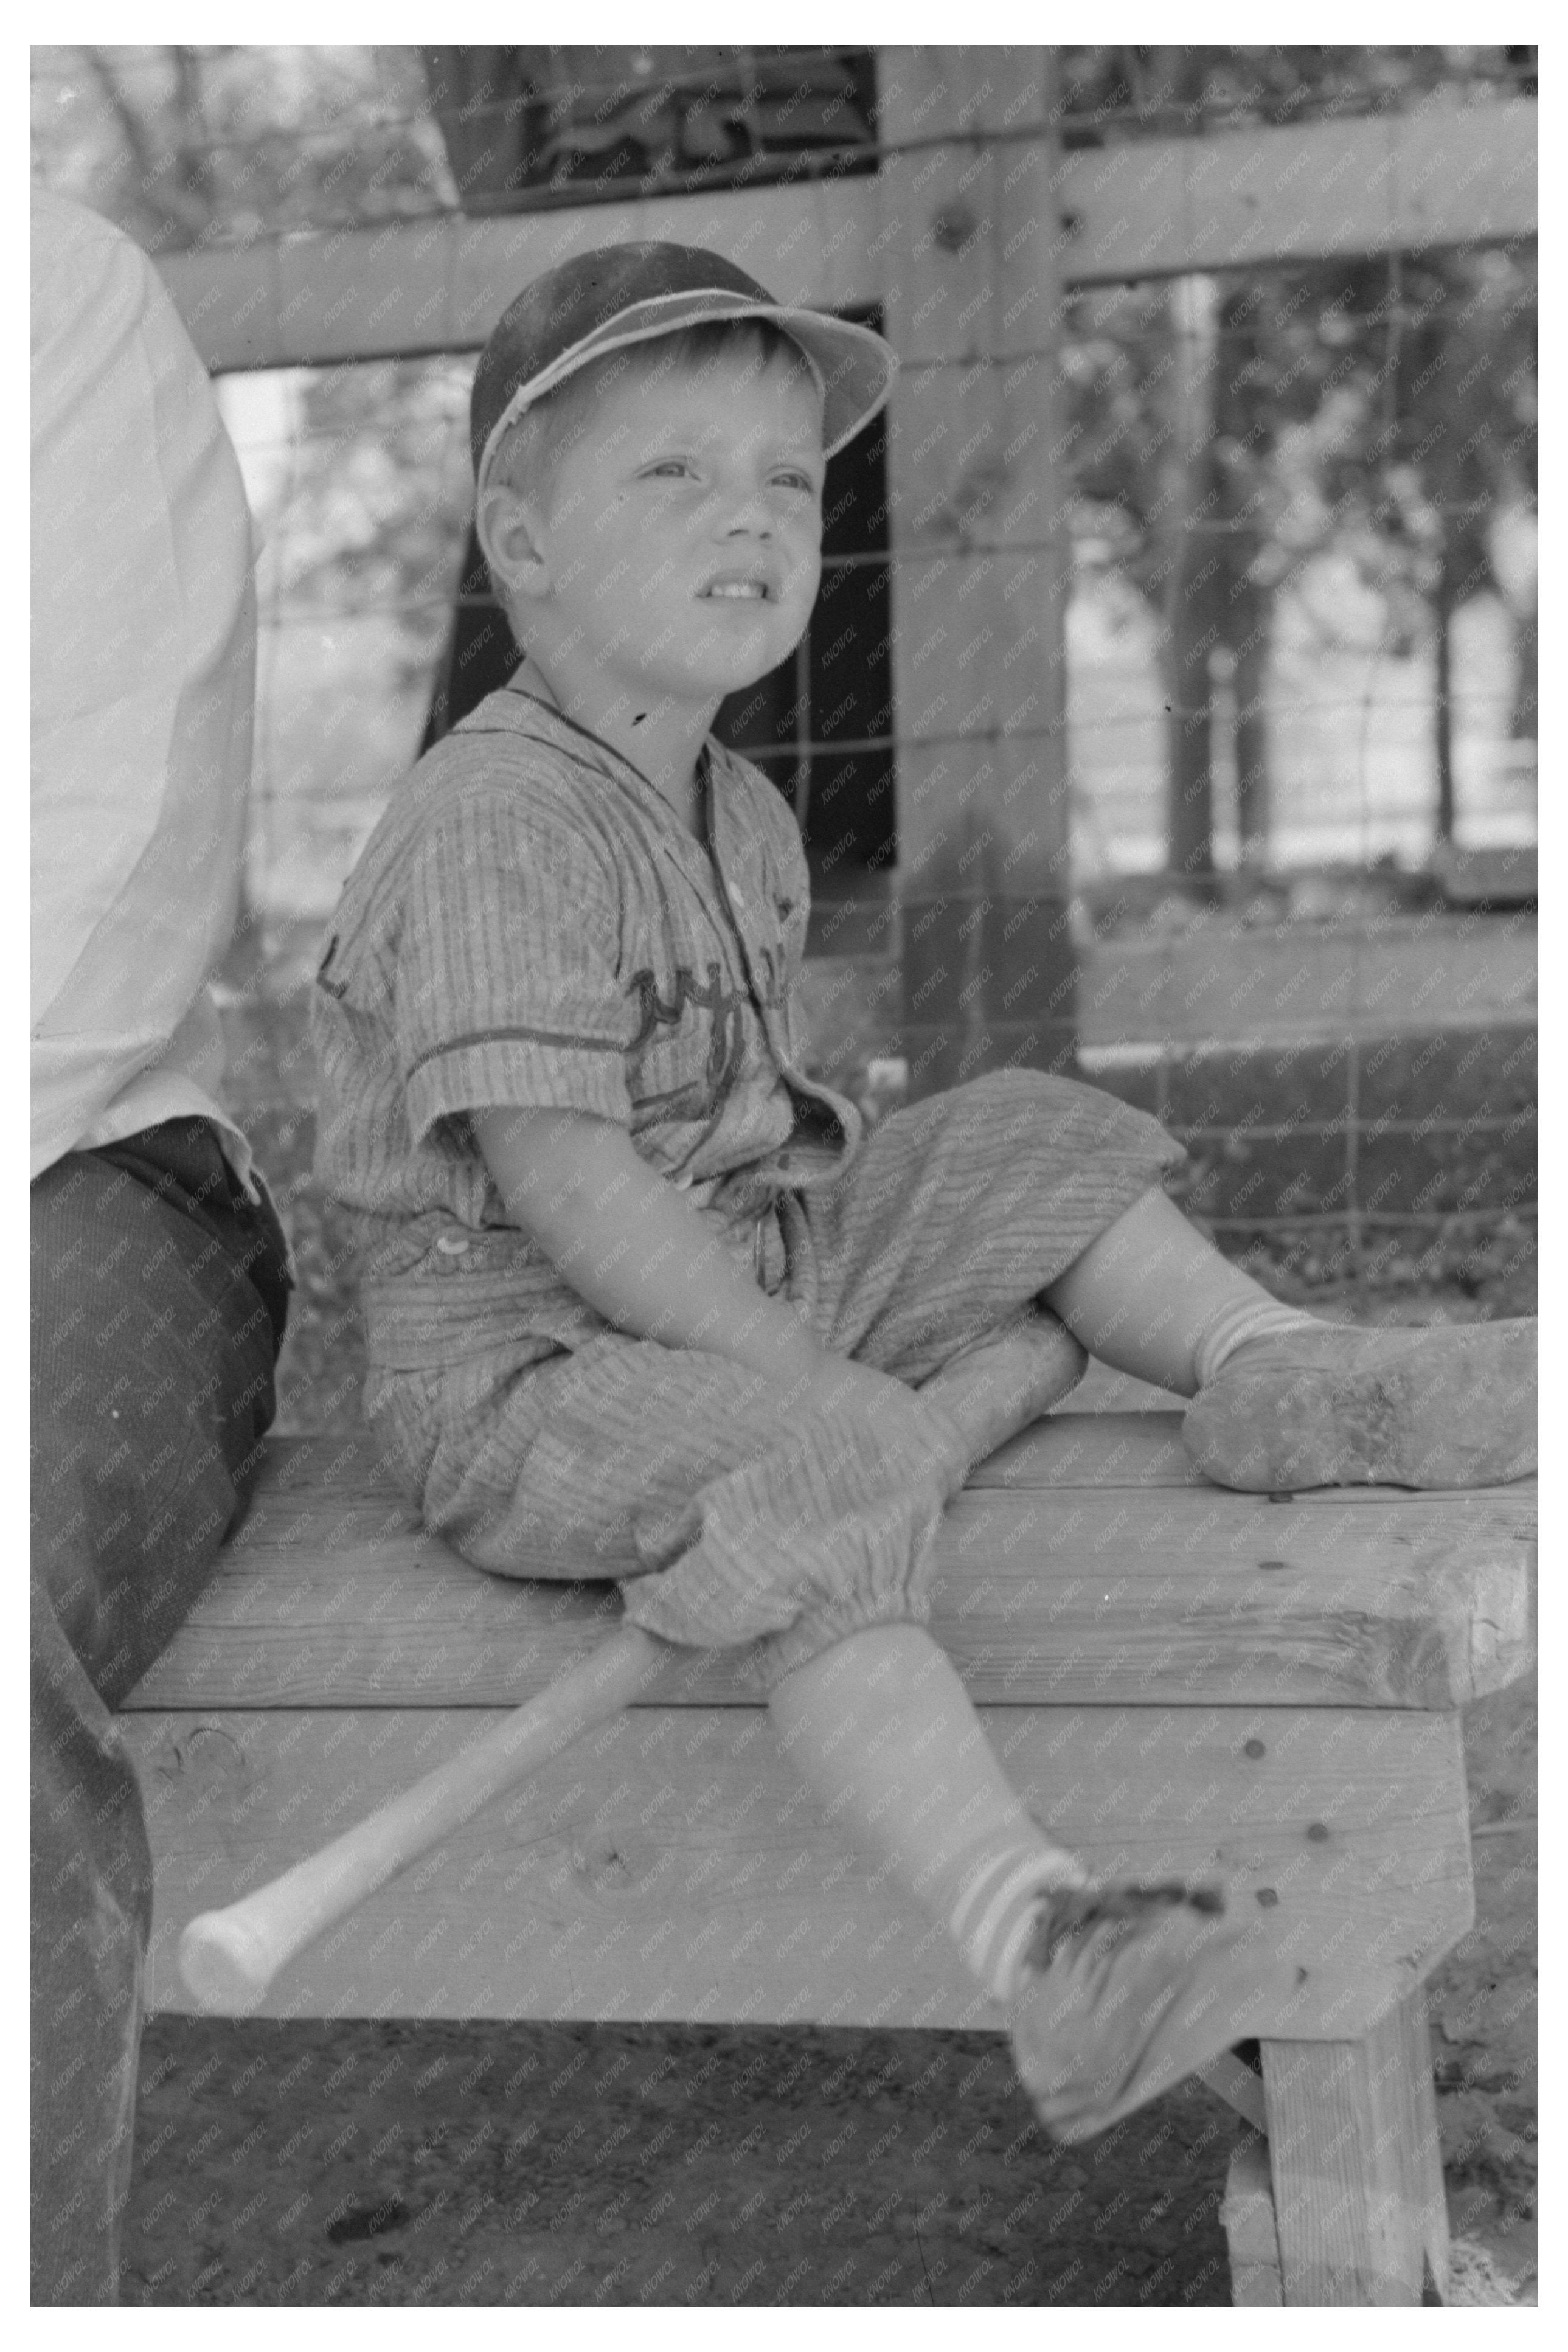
[31,1120,289,2305]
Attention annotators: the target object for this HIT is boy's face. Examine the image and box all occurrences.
[512,339,825,711]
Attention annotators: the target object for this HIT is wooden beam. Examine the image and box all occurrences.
[1059,97,1538,287]
[1261,1991,1452,2303]
[156,100,1537,371]
[875,48,1080,1089]
[160,180,882,371]
[130,1702,1473,2033]
[119,1431,1536,1715]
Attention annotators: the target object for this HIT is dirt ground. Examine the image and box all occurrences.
[117,965,1536,2308]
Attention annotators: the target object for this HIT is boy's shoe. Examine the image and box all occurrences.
[1183,1317,1536,1493]
[1008,1879,1302,2143]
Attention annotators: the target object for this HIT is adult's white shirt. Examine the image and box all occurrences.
[30,185,257,1187]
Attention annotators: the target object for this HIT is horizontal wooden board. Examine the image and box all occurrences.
[1097,100,1538,285]
[124,1428,1535,1715]
[159,105,1537,371]
[131,1703,1472,2039]
[164,182,881,371]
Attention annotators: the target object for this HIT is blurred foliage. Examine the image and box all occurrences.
[1050,46,1537,860]
[1053,44,1534,137]
[266,358,475,698]
[421,46,877,205]
[1063,244,1537,861]
[1067,254,1538,618]
[30,45,456,251]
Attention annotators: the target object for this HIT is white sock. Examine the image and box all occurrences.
[1190,1297,1319,1393]
[769,1628,1087,2011]
[947,1839,1089,2005]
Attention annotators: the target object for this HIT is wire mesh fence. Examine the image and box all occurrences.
[215,226,1537,928]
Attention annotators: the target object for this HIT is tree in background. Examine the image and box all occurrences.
[263,356,474,703]
[30,43,452,249]
[30,46,470,673]
[1056,44,1537,872]
[1311,247,1538,837]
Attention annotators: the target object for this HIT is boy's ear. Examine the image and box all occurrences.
[477,484,552,603]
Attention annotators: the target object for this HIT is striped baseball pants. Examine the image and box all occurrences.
[369,1071,1182,1684]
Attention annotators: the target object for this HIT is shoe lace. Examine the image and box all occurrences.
[1025,1878,1226,1974]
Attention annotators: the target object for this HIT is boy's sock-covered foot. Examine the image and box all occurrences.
[1183,1316,1536,1492]
[1008,1879,1301,2143]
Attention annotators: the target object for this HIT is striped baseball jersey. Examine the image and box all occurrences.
[311,682,863,1363]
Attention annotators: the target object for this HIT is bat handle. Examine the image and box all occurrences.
[178,1622,667,2013]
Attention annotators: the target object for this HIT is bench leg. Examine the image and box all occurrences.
[1257,1991,1450,2305]
[1220,2131,1284,2306]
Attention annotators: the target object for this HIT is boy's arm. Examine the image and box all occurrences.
[470,1105,915,1432]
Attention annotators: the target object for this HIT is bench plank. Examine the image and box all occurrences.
[123,1431,1535,1715]
[130,1703,1471,2038]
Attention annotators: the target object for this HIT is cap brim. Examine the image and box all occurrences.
[476,288,895,499]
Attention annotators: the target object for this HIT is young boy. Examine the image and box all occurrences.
[313,243,1535,2141]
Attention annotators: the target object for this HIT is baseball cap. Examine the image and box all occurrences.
[470,241,897,501]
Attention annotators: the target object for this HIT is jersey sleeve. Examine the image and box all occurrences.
[395,780,636,1146]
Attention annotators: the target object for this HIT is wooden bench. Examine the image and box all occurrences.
[121,1411,1535,2306]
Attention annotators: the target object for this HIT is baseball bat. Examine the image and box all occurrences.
[178,1325,1084,2014]
[178,1621,669,2012]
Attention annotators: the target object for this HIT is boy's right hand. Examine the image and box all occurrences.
[783,1350,948,1484]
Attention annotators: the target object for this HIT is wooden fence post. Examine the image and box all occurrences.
[875,46,1078,1094]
